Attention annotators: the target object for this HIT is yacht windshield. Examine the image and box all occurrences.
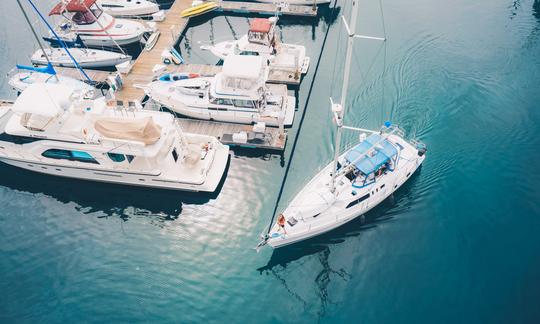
[70,6,102,25]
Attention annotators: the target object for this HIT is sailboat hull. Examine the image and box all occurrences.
[31,48,131,69]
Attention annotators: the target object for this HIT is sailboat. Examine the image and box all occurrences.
[31,46,131,69]
[0,83,230,192]
[201,17,310,77]
[47,0,151,47]
[261,0,427,248]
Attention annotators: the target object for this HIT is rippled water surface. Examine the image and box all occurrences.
[1,0,540,323]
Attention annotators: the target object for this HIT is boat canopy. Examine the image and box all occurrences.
[222,55,264,80]
[249,18,272,33]
[13,83,72,117]
[49,0,96,16]
[94,117,162,145]
[345,133,398,175]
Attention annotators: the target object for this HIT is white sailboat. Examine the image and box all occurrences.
[8,68,95,94]
[48,0,150,47]
[96,0,160,17]
[145,55,296,127]
[261,0,427,248]
[0,83,230,192]
[31,47,131,68]
[201,17,310,77]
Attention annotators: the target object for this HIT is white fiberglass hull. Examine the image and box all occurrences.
[267,136,425,248]
[0,143,229,192]
[97,0,160,17]
[31,48,131,68]
[8,72,94,94]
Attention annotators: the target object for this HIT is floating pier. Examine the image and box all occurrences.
[217,1,317,17]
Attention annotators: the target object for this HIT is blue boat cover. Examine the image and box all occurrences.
[16,63,56,75]
[345,133,398,175]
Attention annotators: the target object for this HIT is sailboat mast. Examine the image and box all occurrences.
[330,0,361,193]
[15,0,57,79]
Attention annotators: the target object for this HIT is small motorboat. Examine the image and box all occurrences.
[96,0,160,17]
[180,1,218,18]
[48,0,151,47]
[202,17,310,78]
[31,47,131,69]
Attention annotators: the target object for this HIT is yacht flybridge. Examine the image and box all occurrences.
[48,0,151,47]
[259,0,427,249]
[202,17,310,77]
[0,84,229,192]
[145,55,296,127]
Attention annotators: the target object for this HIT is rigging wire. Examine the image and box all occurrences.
[265,0,340,235]
[379,0,388,124]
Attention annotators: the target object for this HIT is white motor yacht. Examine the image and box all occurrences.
[202,17,310,77]
[145,55,296,127]
[48,0,150,47]
[31,47,131,69]
[0,84,229,192]
[96,0,160,17]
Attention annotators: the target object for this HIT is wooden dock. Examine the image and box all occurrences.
[217,1,317,17]
[176,118,287,151]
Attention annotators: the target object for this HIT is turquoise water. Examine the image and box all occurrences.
[1,0,540,323]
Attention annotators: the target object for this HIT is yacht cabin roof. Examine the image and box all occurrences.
[13,83,72,117]
[49,0,96,16]
[222,55,264,80]
[345,133,398,175]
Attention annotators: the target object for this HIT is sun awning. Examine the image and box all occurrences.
[249,18,272,33]
[345,133,398,175]
[13,83,71,117]
[94,117,162,145]
[49,0,96,16]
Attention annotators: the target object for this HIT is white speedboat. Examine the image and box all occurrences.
[260,0,427,249]
[202,17,310,77]
[0,84,229,192]
[145,55,296,127]
[8,66,94,94]
[31,47,131,69]
[253,0,331,5]
[97,0,160,17]
[48,0,150,47]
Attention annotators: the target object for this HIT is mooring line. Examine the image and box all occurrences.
[265,0,340,234]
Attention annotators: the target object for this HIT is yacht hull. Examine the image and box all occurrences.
[267,140,425,248]
[0,143,229,192]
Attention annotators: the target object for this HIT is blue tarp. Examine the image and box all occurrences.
[16,63,56,75]
[345,133,398,175]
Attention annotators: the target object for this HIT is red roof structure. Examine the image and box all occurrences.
[49,0,96,16]
[249,18,272,33]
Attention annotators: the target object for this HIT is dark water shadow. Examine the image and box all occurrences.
[0,155,230,221]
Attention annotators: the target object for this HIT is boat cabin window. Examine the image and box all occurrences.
[107,153,126,163]
[212,98,233,106]
[248,31,273,46]
[172,148,179,162]
[42,149,99,164]
[239,51,260,56]
[69,6,102,25]
[233,99,255,109]
[346,193,370,209]
[126,155,135,163]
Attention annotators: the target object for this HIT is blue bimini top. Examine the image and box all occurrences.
[345,133,398,175]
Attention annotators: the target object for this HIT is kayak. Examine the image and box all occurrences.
[180,2,218,18]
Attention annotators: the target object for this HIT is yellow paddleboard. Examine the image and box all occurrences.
[181,2,218,18]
